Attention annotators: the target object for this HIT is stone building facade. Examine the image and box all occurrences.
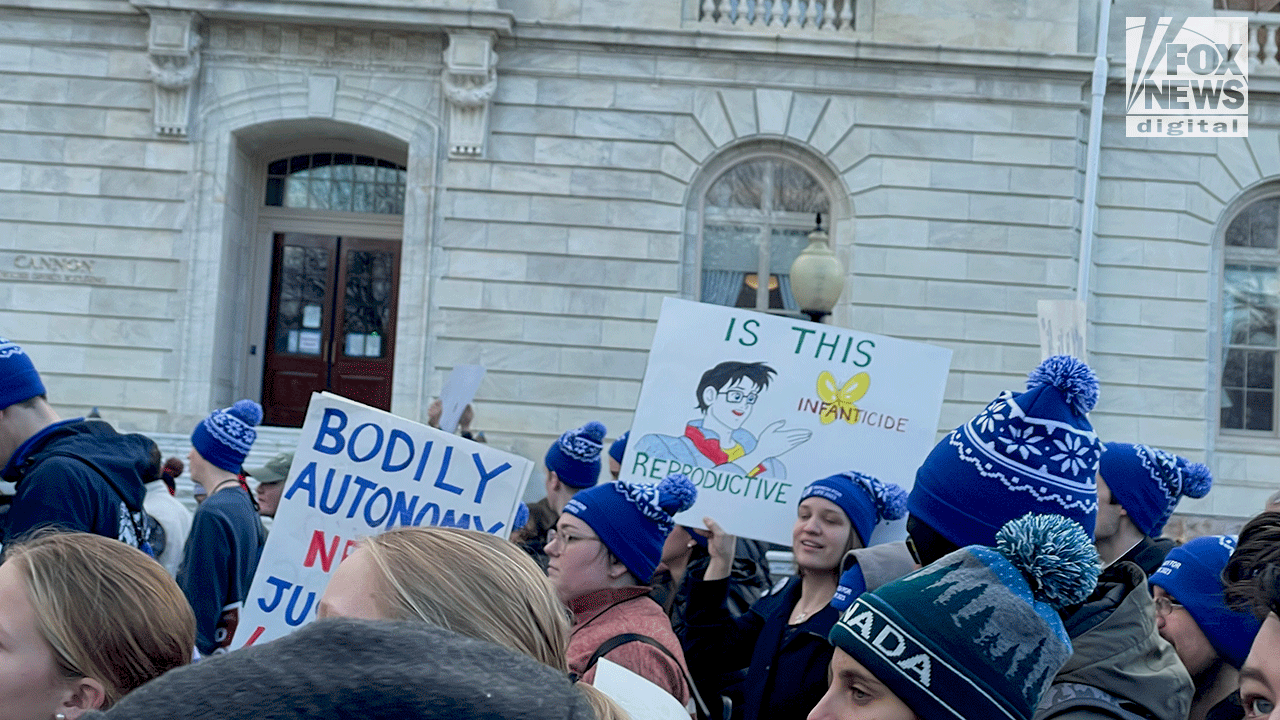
[2,0,1278,527]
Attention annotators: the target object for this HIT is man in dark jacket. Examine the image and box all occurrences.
[0,337,152,549]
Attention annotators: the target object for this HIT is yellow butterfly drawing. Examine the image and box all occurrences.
[816,371,870,425]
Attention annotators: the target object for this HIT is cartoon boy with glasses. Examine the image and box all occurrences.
[636,361,811,479]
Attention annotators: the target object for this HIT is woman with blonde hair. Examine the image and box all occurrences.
[319,525,627,720]
[0,531,195,718]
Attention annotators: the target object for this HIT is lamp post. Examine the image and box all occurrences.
[789,213,845,324]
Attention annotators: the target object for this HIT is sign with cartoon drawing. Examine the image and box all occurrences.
[622,298,952,546]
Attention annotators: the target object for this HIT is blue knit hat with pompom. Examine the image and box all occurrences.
[562,472,697,582]
[545,421,607,489]
[801,471,907,547]
[908,355,1103,549]
[1099,442,1212,536]
[830,513,1100,720]
[191,399,263,473]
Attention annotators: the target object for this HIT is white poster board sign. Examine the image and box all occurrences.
[622,298,952,546]
[235,392,533,648]
[594,659,692,720]
[1037,300,1087,361]
[438,364,486,433]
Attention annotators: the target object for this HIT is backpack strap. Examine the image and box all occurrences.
[1035,682,1155,720]
[580,632,711,719]
[36,450,155,557]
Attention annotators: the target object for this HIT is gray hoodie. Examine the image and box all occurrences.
[1036,561,1193,720]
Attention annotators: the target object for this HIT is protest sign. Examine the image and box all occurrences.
[594,659,692,720]
[1037,299,1087,361]
[622,298,951,546]
[235,392,532,649]
[438,364,486,433]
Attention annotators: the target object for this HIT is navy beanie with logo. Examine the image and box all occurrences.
[562,472,697,582]
[0,337,46,411]
[908,355,1102,548]
[829,514,1100,720]
[191,399,263,473]
[1099,442,1212,536]
[800,471,907,547]
[545,421,606,489]
[1150,535,1260,668]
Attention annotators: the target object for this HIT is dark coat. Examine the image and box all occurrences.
[682,576,836,720]
[1118,535,1177,577]
[0,418,151,545]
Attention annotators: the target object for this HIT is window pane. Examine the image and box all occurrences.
[1222,348,1245,389]
[1248,349,1275,389]
[774,162,831,215]
[1246,390,1274,431]
[707,160,767,210]
[703,224,762,273]
[1226,198,1280,248]
[276,245,328,356]
[265,153,406,214]
[342,250,394,358]
[1223,264,1279,347]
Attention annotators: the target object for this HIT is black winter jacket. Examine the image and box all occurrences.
[682,576,836,720]
[0,419,151,546]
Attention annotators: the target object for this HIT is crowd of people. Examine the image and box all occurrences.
[2,333,1280,720]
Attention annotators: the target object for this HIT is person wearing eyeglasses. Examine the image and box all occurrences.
[1149,536,1262,720]
[635,361,811,483]
[546,472,699,713]
[681,471,907,720]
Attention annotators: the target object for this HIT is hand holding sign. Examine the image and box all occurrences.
[700,516,737,582]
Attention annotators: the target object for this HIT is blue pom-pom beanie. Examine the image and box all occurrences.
[562,472,697,582]
[1099,442,1212,537]
[192,399,263,473]
[1150,535,1261,668]
[829,514,1100,720]
[801,471,907,547]
[0,337,46,411]
[545,421,606,489]
[908,355,1102,549]
[608,431,629,464]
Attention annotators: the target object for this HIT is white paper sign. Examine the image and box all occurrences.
[235,392,533,649]
[622,298,952,546]
[1037,299,1087,361]
[593,658,692,720]
[438,364,486,433]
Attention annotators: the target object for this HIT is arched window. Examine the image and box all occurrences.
[264,153,406,214]
[1221,196,1280,433]
[699,157,832,312]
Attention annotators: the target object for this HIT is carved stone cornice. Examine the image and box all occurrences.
[139,8,201,138]
[129,0,513,37]
[442,30,496,158]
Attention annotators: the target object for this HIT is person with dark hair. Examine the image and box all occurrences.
[636,360,810,481]
[1094,442,1212,575]
[512,421,607,570]
[1150,536,1262,720]
[1227,524,1280,720]
[0,337,154,551]
[177,400,266,656]
[143,446,193,578]
[683,471,907,720]
[905,356,1192,720]
[1223,512,1280,620]
[161,457,184,496]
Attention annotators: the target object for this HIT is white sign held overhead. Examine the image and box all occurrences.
[235,392,532,649]
[438,364,486,433]
[622,298,952,547]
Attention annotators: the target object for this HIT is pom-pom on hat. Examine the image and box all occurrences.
[1099,442,1212,537]
[829,514,1100,720]
[608,431,629,464]
[0,337,46,411]
[801,471,907,547]
[191,399,263,473]
[545,421,606,489]
[908,355,1102,549]
[562,472,697,582]
[1150,535,1261,668]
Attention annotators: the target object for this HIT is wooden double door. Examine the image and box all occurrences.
[262,233,400,427]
